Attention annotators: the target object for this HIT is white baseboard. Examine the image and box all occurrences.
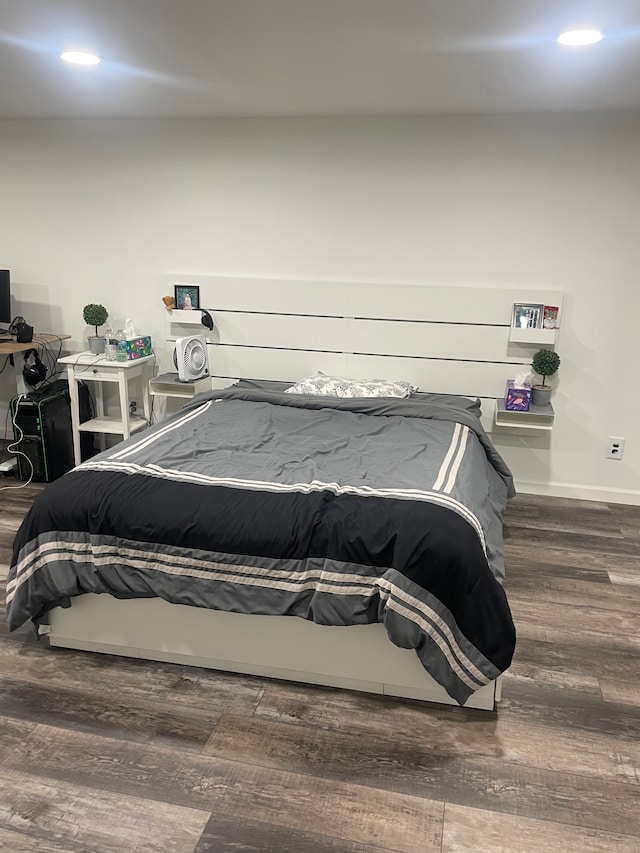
[516,480,640,506]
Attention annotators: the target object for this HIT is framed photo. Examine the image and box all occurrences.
[512,302,543,330]
[543,305,560,330]
[174,284,200,311]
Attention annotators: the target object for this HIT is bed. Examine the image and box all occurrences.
[6,377,516,710]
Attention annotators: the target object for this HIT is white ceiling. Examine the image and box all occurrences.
[1,0,639,119]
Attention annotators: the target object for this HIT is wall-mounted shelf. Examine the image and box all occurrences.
[150,372,212,399]
[509,297,562,348]
[168,309,204,325]
[166,308,212,344]
[494,399,555,431]
[508,327,558,346]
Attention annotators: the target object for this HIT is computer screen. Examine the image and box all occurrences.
[0,270,11,326]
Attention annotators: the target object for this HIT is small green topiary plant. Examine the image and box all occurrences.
[83,303,108,338]
[532,348,561,388]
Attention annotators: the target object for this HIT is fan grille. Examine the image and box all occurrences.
[174,335,208,381]
[181,340,206,372]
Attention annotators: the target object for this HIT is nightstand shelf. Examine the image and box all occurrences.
[78,416,148,435]
[494,399,555,430]
[149,372,212,399]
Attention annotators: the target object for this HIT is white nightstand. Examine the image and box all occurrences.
[58,352,155,465]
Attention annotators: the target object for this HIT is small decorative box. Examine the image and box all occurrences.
[505,380,531,412]
[125,335,152,360]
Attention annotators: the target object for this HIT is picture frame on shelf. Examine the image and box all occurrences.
[543,305,560,329]
[174,284,200,311]
[512,303,543,330]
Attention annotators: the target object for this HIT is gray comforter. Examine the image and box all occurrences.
[6,383,516,704]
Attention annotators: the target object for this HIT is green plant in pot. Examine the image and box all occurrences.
[83,303,109,354]
[531,348,560,407]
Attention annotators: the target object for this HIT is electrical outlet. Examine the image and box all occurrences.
[129,401,137,413]
[606,436,625,460]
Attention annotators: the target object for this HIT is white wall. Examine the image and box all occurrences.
[0,115,638,502]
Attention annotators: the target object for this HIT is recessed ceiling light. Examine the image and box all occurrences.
[60,50,101,65]
[557,29,604,47]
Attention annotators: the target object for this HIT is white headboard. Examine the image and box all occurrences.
[165,275,563,430]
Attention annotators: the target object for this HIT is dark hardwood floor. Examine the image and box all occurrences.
[1,482,639,852]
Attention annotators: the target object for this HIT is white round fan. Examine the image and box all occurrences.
[174,335,209,382]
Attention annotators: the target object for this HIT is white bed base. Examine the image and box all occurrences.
[42,594,501,711]
[48,276,551,710]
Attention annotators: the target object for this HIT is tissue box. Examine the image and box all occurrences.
[505,380,531,411]
[125,335,152,360]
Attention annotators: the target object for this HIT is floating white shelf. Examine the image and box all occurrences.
[149,372,212,399]
[169,309,204,325]
[508,327,558,346]
[494,399,555,431]
[509,296,562,347]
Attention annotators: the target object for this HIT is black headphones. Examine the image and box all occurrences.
[200,309,214,331]
[9,315,34,343]
[23,349,48,386]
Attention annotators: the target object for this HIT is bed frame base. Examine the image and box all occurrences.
[43,595,500,711]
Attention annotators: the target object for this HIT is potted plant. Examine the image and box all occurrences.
[531,348,561,407]
[83,303,109,354]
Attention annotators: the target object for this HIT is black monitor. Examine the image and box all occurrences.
[0,270,11,326]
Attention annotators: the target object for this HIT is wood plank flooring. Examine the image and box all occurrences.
[1,482,639,852]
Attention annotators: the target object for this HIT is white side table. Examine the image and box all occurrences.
[58,352,154,466]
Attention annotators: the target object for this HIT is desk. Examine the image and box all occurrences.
[0,334,71,394]
[0,334,70,474]
[58,352,154,466]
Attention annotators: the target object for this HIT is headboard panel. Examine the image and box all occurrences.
[347,283,560,325]
[165,274,563,430]
[211,314,512,362]
[348,319,511,362]
[191,277,347,316]
[210,346,348,384]
[212,312,348,352]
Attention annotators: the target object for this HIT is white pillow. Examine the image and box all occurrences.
[284,373,415,398]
